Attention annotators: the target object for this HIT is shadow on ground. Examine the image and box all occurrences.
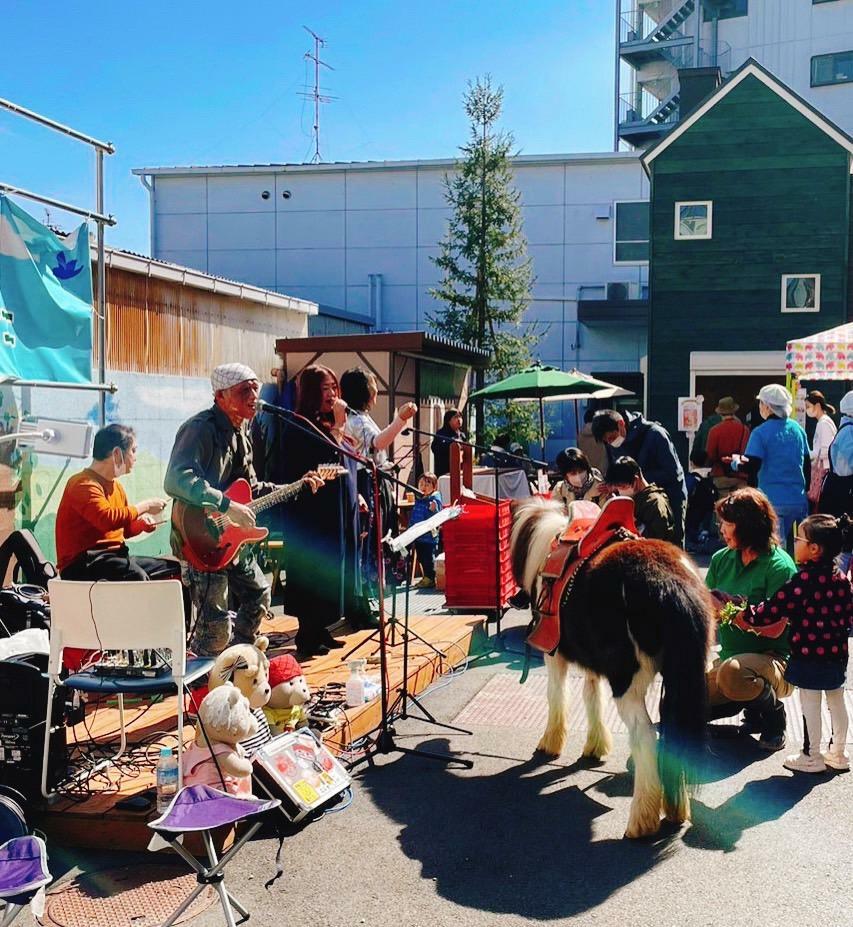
[359,738,677,921]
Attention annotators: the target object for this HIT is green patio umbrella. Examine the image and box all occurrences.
[469,363,633,448]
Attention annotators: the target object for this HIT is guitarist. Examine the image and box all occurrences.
[165,363,323,657]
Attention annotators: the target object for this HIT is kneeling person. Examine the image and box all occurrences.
[56,423,180,585]
[605,456,676,543]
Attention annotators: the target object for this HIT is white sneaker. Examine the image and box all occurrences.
[783,751,827,774]
[823,752,850,771]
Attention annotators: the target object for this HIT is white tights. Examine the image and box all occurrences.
[800,688,849,756]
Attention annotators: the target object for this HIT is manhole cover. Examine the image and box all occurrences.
[44,863,216,927]
[453,673,853,742]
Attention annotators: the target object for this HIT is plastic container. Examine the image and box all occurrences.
[156,746,179,814]
[345,660,367,708]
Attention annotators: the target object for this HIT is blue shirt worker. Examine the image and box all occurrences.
[409,472,443,589]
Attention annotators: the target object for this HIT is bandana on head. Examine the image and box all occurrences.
[211,363,258,393]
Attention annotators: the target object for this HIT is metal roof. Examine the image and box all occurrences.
[275,331,491,365]
[133,151,641,177]
[103,246,318,315]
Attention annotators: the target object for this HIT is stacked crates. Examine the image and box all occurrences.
[443,496,518,609]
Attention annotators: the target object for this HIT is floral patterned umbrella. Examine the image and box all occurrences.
[785,322,853,380]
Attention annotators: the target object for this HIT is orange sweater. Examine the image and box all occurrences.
[55,469,143,572]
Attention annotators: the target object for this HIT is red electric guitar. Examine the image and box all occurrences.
[172,465,345,572]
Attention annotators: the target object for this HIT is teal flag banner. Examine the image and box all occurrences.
[0,195,93,382]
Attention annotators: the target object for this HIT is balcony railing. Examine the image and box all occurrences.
[618,84,680,126]
[698,39,732,74]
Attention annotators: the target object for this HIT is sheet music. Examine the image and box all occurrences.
[385,505,463,552]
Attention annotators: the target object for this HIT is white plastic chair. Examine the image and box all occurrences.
[41,578,213,800]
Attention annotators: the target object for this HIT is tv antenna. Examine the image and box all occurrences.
[300,27,337,163]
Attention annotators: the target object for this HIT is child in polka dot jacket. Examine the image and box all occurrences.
[733,513,852,773]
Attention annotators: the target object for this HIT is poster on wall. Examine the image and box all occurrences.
[677,396,703,433]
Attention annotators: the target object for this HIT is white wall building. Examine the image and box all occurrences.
[134,154,651,455]
[616,0,853,148]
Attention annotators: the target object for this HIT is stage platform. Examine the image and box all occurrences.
[35,608,485,851]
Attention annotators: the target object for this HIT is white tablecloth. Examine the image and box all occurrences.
[438,469,532,505]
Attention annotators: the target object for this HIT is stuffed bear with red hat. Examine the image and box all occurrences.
[263,654,311,734]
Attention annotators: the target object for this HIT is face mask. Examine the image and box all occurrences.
[567,474,587,488]
[609,434,625,448]
[113,450,126,477]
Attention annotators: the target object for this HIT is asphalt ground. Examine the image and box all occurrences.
[26,568,853,927]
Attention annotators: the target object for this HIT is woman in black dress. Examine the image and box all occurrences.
[274,364,363,656]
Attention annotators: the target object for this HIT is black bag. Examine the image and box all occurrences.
[818,423,853,522]
[0,586,49,636]
[0,530,56,589]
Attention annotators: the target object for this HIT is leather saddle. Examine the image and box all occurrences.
[526,497,639,654]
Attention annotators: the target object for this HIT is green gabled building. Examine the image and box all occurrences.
[642,58,853,459]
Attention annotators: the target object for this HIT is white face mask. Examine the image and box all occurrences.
[609,434,625,448]
[567,473,587,488]
[113,450,126,477]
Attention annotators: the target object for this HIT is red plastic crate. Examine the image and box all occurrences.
[443,496,518,608]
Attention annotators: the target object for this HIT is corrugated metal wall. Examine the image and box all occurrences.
[94,267,309,378]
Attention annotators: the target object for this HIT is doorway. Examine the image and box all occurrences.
[695,374,786,430]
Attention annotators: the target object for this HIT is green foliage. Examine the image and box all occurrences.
[428,76,542,445]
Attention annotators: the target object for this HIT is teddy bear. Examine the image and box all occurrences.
[207,637,273,756]
[183,682,257,797]
[263,654,311,735]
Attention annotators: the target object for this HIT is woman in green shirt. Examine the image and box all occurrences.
[705,487,798,750]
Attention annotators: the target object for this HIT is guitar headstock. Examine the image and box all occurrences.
[316,465,348,481]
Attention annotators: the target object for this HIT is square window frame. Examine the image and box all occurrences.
[613,199,649,267]
[674,200,713,240]
[781,274,821,313]
[811,50,853,87]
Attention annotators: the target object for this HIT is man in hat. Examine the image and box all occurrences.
[705,397,751,500]
[165,363,323,656]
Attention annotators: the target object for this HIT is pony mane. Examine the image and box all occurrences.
[510,497,568,594]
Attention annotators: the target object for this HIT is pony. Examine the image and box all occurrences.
[510,497,712,838]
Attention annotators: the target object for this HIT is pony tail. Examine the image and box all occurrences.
[838,514,853,552]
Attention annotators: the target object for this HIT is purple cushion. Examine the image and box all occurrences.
[0,835,50,900]
[148,785,279,833]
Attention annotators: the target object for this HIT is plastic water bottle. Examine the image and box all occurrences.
[156,747,179,814]
[345,660,366,707]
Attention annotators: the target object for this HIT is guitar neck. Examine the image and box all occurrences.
[248,479,306,515]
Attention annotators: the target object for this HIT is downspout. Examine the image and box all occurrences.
[138,173,155,257]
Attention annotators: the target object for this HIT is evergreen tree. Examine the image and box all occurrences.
[429,76,540,446]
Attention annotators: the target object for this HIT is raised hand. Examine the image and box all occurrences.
[398,402,417,422]
[332,398,348,428]
[137,497,168,516]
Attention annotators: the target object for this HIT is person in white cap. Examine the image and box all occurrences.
[164,363,323,656]
[727,383,810,550]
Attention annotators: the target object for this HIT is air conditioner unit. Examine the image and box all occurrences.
[606,282,629,302]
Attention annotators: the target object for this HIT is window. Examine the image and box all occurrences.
[811,51,853,87]
[675,201,713,240]
[614,201,649,264]
[702,0,748,20]
[781,274,821,313]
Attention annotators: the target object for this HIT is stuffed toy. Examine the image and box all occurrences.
[207,637,273,756]
[183,683,257,797]
[264,654,311,735]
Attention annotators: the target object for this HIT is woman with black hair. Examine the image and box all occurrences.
[271,364,362,656]
[552,447,604,510]
[431,409,466,477]
[805,390,837,506]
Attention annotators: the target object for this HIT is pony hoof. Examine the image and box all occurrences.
[624,818,661,840]
[535,735,564,758]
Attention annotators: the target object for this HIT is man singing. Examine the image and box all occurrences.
[165,363,321,656]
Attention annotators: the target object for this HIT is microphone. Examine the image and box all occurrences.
[257,398,362,417]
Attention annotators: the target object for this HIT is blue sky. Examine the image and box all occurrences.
[1,1,615,256]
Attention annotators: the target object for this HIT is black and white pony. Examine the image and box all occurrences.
[511,498,712,838]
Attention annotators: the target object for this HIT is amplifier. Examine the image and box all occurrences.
[0,652,66,799]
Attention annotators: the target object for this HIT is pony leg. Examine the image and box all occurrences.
[581,672,612,760]
[537,652,570,756]
[615,658,661,839]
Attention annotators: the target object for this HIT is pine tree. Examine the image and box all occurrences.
[429,76,540,445]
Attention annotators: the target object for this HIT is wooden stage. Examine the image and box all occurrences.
[36,609,485,851]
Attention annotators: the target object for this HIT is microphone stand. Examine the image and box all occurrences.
[259,402,472,770]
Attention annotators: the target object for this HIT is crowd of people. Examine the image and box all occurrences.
[52,369,852,774]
